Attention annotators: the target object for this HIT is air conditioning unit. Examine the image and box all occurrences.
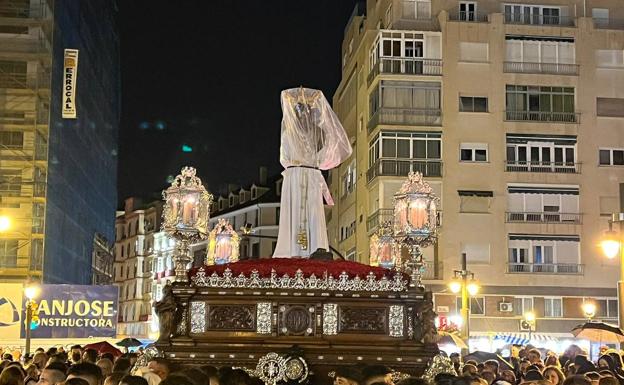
[499,302,514,312]
[519,319,532,332]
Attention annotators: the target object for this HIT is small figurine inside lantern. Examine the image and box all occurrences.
[369,222,398,269]
[207,218,240,265]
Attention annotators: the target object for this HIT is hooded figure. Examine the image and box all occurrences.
[273,87,352,258]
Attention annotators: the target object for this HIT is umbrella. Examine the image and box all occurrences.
[116,337,143,348]
[83,341,122,357]
[571,322,624,343]
[463,351,514,370]
[436,331,468,349]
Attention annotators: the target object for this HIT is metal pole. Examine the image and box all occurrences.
[460,253,470,342]
[25,300,31,357]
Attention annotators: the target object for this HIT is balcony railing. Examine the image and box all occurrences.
[506,212,581,224]
[505,160,580,174]
[422,260,441,280]
[505,110,579,123]
[448,11,489,22]
[594,18,624,30]
[367,208,442,234]
[507,263,584,275]
[503,13,575,26]
[367,158,442,182]
[367,57,442,84]
[368,107,442,131]
[504,61,579,76]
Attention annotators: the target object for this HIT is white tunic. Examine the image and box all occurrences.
[273,88,352,258]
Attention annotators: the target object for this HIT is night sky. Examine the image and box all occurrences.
[117,0,360,204]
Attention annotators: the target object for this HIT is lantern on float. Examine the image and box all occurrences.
[369,222,398,269]
[207,218,240,265]
[392,171,439,288]
[162,166,213,282]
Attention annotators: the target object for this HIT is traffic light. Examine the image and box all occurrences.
[29,301,39,330]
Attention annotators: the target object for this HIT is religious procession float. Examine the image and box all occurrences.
[152,88,447,385]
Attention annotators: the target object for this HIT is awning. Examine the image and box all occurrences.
[458,190,494,197]
[494,333,557,345]
[508,186,579,195]
[509,234,580,242]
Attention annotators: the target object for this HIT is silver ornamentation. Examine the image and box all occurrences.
[190,268,408,292]
[256,302,272,334]
[176,306,188,335]
[190,301,206,333]
[255,352,287,385]
[322,303,338,335]
[389,305,405,337]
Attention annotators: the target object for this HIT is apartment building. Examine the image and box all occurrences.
[328,0,624,346]
[91,233,114,285]
[0,0,120,283]
[113,198,161,338]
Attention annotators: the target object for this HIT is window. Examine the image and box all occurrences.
[506,85,575,122]
[341,162,356,198]
[592,8,609,28]
[506,134,577,169]
[0,240,18,267]
[459,42,489,62]
[0,131,24,149]
[400,0,431,20]
[599,149,624,166]
[506,38,575,65]
[544,297,562,318]
[597,98,624,118]
[504,4,561,25]
[594,298,618,319]
[459,191,492,213]
[508,235,580,273]
[460,96,488,112]
[461,243,490,264]
[595,50,624,68]
[514,297,534,316]
[456,297,485,315]
[346,248,357,261]
[369,131,441,166]
[0,170,22,197]
[369,80,441,119]
[507,185,579,222]
[459,2,477,21]
[460,143,488,162]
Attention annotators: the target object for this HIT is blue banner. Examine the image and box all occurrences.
[21,285,119,338]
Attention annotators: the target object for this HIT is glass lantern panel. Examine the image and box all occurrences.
[408,196,430,230]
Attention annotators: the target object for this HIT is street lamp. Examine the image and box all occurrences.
[582,302,596,321]
[601,215,624,329]
[448,253,480,342]
[0,215,10,232]
[522,311,536,341]
[162,167,213,282]
[23,281,40,356]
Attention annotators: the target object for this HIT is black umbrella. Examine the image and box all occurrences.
[116,337,143,348]
[463,351,514,370]
[572,322,624,344]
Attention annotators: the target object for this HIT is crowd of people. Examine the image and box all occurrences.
[0,343,621,385]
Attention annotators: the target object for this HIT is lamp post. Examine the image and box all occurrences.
[23,281,40,356]
[448,252,480,342]
[601,214,624,329]
[522,311,536,342]
[582,302,596,321]
[162,167,213,282]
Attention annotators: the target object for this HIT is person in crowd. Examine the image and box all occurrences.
[61,380,90,385]
[450,354,462,374]
[146,359,170,382]
[24,364,39,385]
[523,370,545,383]
[103,373,124,385]
[484,361,500,376]
[96,360,113,379]
[118,376,147,385]
[69,347,82,366]
[481,371,496,385]
[36,363,67,385]
[500,370,516,384]
[564,375,592,385]
[462,365,478,376]
[66,363,103,385]
[600,377,619,385]
[111,360,131,376]
[528,350,543,365]
[0,366,26,385]
[334,366,363,385]
[81,351,97,365]
[544,366,566,385]
[361,365,393,385]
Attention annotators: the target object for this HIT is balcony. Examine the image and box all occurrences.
[507,263,583,275]
[594,18,624,30]
[367,158,442,182]
[506,212,581,224]
[367,57,442,85]
[448,11,489,23]
[422,260,442,280]
[505,110,579,124]
[503,13,575,27]
[367,208,442,234]
[503,62,579,76]
[505,160,580,174]
[368,107,442,132]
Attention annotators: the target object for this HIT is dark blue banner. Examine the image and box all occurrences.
[21,285,119,338]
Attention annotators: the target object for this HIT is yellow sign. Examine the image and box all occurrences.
[0,284,23,340]
[62,49,79,119]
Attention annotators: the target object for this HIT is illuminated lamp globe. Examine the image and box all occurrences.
[582,302,596,319]
[466,280,480,296]
[448,279,462,294]
[602,232,620,259]
[24,284,40,300]
[524,311,536,323]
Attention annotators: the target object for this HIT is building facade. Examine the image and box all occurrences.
[91,233,113,285]
[113,198,161,338]
[328,0,624,346]
[0,0,120,283]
